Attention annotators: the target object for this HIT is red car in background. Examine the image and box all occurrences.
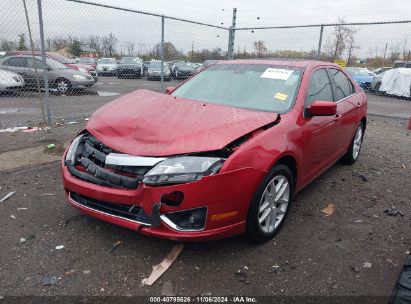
[7,51,98,82]
[61,60,367,242]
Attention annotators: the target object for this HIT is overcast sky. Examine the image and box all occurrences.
[2,0,411,58]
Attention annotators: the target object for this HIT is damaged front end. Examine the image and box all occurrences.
[62,119,278,240]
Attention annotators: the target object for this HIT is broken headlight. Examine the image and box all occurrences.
[65,134,84,163]
[143,156,224,186]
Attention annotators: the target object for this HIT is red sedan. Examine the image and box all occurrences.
[61,60,367,242]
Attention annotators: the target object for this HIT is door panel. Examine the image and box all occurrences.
[302,68,340,184]
[328,68,361,153]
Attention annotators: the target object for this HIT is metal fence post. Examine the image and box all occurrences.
[227,26,232,59]
[160,15,165,93]
[227,8,237,60]
[317,24,324,60]
[37,0,51,125]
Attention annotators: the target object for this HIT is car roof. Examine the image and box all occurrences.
[219,59,336,68]
[4,55,43,59]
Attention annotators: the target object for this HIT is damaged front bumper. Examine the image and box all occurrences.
[62,155,264,241]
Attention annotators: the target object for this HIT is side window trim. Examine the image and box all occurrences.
[327,68,357,103]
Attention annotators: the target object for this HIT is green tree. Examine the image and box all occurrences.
[69,40,82,57]
[17,34,27,51]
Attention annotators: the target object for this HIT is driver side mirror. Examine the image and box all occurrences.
[165,86,176,94]
[307,101,337,116]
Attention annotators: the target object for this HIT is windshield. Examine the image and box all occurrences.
[346,68,373,77]
[149,62,162,68]
[78,58,95,64]
[44,58,69,69]
[172,64,303,113]
[48,53,76,64]
[100,58,116,64]
[204,60,218,67]
[120,57,139,64]
[176,62,190,68]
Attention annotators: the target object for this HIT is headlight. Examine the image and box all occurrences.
[78,68,88,74]
[73,74,86,80]
[65,134,84,163]
[143,156,224,185]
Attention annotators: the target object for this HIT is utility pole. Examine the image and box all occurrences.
[191,41,194,61]
[227,8,237,60]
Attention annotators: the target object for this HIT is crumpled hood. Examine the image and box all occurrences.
[87,89,278,156]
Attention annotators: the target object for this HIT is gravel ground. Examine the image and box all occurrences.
[0,115,410,297]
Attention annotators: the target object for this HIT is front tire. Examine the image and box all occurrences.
[56,78,70,95]
[342,123,364,165]
[246,164,294,243]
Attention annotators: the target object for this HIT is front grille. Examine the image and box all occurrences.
[70,191,151,225]
[6,86,21,90]
[66,133,153,189]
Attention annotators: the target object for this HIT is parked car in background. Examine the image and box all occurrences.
[371,72,384,92]
[96,58,118,76]
[188,62,203,72]
[170,61,196,79]
[143,61,150,75]
[0,69,25,94]
[62,60,367,242]
[203,59,219,68]
[373,67,392,75]
[8,51,98,81]
[146,61,171,80]
[345,67,375,91]
[393,61,411,68]
[117,57,143,78]
[77,57,97,69]
[379,68,411,98]
[0,55,95,94]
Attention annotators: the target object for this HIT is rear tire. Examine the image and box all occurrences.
[342,123,364,165]
[246,164,294,243]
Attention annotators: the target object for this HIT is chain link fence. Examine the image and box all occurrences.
[0,0,410,127]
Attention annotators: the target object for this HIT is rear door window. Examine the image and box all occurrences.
[305,68,334,107]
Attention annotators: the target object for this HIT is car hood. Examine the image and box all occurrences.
[98,64,117,68]
[76,63,95,71]
[178,67,194,72]
[118,64,141,68]
[65,63,80,71]
[86,89,278,156]
[353,75,373,82]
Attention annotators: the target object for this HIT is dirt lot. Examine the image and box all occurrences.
[0,114,410,298]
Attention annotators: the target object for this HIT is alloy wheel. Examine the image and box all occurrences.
[352,125,363,160]
[258,175,290,234]
[57,80,69,94]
